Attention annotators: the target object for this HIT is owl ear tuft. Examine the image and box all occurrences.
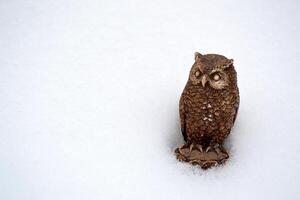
[194,52,203,61]
[221,59,234,69]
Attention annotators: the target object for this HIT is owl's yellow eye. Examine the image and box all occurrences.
[213,74,220,81]
[195,71,200,77]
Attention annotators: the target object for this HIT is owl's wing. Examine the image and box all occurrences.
[232,95,240,124]
[179,95,187,142]
[232,107,238,124]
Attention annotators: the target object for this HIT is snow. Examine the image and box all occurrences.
[0,0,300,199]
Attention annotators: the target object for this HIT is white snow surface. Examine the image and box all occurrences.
[1,0,300,199]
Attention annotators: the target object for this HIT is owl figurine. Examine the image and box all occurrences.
[175,52,239,169]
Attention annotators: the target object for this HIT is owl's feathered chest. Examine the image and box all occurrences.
[181,82,239,136]
[183,83,232,113]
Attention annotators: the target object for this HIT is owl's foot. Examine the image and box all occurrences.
[175,143,229,169]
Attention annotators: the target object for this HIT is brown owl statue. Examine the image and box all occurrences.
[175,52,239,169]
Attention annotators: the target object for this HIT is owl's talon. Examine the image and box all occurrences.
[214,146,221,155]
[189,143,194,153]
[196,144,203,152]
[177,147,185,155]
[205,146,211,152]
[211,143,221,155]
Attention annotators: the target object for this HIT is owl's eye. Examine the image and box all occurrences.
[210,73,221,81]
[213,74,220,81]
[195,71,200,77]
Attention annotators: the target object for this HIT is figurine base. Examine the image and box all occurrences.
[175,143,229,169]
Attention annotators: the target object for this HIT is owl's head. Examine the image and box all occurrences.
[189,52,234,90]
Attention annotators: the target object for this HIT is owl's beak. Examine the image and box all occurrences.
[201,75,208,87]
